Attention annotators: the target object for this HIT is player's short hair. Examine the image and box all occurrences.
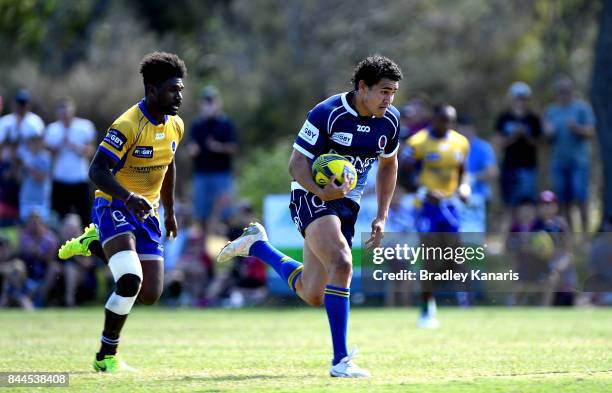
[351,55,402,90]
[140,52,187,89]
[432,103,456,119]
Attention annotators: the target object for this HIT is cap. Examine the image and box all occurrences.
[508,81,532,98]
[14,89,30,104]
[200,86,219,100]
[539,190,557,204]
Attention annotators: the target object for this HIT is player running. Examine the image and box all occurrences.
[400,104,470,328]
[58,52,186,372]
[218,55,402,377]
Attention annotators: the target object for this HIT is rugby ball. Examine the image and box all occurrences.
[312,153,358,190]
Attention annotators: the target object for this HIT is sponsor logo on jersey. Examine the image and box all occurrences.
[133,146,154,158]
[171,140,177,153]
[330,149,376,174]
[298,120,319,145]
[357,125,370,133]
[331,132,353,146]
[425,152,441,161]
[129,165,167,173]
[103,129,127,151]
[155,132,165,140]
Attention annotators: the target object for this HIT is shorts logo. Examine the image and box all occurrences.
[357,125,370,133]
[103,129,127,151]
[298,120,319,145]
[311,195,325,208]
[111,210,130,227]
[133,146,153,158]
[171,140,177,153]
[331,132,353,146]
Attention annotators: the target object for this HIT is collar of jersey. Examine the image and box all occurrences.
[138,99,167,126]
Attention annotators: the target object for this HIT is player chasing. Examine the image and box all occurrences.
[57,52,186,372]
[400,104,470,328]
[218,55,402,377]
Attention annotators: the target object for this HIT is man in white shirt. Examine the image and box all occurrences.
[0,89,45,159]
[44,97,96,223]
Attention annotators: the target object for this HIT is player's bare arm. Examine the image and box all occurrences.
[289,149,351,202]
[367,153,398,249]
[160,158,178,238]
[457,162,471,203]
[88,151,153,221]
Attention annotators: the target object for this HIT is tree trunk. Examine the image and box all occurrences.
[591,0,612,227]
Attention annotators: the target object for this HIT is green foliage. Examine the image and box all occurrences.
[236,141,292,215]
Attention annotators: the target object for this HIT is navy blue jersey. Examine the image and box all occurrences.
[293,92,400,203]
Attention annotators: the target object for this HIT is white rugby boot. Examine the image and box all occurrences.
[329,347,370,378]
[217,222,268,263]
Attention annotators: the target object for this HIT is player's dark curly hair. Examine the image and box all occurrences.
[140,52,187,89]
[351,55,402,90]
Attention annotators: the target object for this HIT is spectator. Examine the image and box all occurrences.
[187,86,238,234]
[18,212,59,307]
[399,96,431,141]
[44,97,96,224]
[397,97,432,192]
[532,190,575,306]
[17,133,52,222]
[494,82,542,216]
[0,138,20,225]
[0,236,34,309]
[544,76,596,232]
[0,89,45,157]
[457,114,498,216]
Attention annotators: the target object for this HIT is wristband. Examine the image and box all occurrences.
[124,192,135,204]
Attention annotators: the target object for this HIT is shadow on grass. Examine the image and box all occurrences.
[180,374,288,382]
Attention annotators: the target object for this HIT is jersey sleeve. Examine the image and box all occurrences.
[381,107,400,158]
[98,119,136,163]
[174,116,185,143]
[293,105,329,159]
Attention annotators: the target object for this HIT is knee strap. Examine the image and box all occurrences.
[105,250,142,315]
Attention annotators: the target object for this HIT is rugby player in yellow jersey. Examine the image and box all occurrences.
[401,104,470,329]
[58,52,186,372]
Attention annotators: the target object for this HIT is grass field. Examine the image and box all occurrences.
[1,307,611,392]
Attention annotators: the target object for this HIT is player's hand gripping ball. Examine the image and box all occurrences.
[312,153,358,190]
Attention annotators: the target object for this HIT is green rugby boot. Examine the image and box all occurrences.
[93,354,136,373]
[58,223,98,259]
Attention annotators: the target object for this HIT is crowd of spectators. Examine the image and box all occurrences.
[0,76,609,309]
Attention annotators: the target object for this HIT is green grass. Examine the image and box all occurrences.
[0,307,611,392]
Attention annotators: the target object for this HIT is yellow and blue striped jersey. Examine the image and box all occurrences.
[96,99,184,207]
[405,129,469,198]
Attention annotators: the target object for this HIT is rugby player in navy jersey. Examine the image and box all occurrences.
[218,55,402,377]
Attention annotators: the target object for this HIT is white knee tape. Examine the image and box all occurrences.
[108,250,143,282]
[105,250,142,315]
[105,292,137,315]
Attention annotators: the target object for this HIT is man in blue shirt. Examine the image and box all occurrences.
[218,56,402,377]
[457,114,498,220]
[544,76,596,232]
[188,86,238,231]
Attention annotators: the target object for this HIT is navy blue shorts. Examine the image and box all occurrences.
[92,197,164,260]
[289,188,360,247]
